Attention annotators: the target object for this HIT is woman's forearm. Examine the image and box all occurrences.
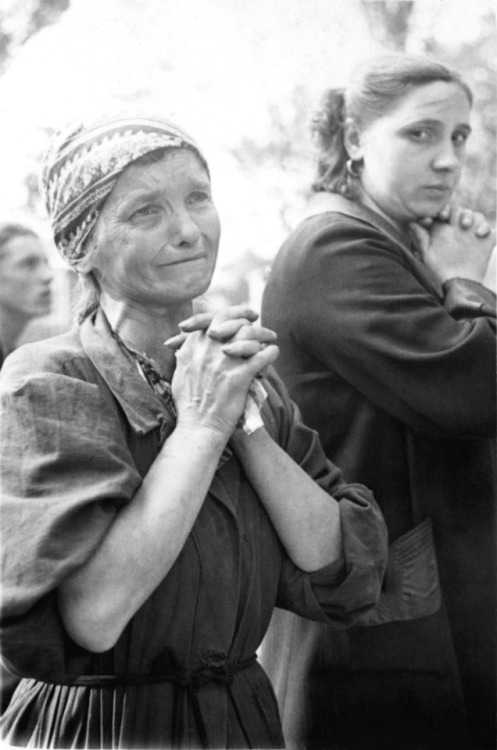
[58,423,228,653]
[231,427,342,572]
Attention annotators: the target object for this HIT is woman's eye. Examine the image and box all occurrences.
[188,191,210,205]
[132,205,160,219]
[453,131,469,146]
[408,129,431,142]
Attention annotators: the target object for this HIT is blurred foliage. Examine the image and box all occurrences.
[230,86,316,235]
[359,0,415,50]
[22,126,56,215]
[0,0,70,74]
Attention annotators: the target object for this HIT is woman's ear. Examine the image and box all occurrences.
[344,119,363,161]
[74,255,94,274]
[74,235,98,274]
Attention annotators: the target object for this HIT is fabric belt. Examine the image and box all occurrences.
[39,654,257,747]
[71,653,257,689]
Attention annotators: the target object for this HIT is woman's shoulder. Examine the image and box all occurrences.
[1,326,86,381]
[275,206,405,273]
[0,327,107,408]
[293,210,399,249]
[267,210,408,297]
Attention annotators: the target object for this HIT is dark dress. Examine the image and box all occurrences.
[261,193,497,750]
[0,306,387,749]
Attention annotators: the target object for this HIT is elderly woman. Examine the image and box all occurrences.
[261,55,496,750]
[0,114,387,749]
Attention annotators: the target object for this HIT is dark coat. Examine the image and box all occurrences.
[0,307,386,749]
[261,194,497,750]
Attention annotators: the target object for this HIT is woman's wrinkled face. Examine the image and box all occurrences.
[348,81,472,226]
[88,149,221,310]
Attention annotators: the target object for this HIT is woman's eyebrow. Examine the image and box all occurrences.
[115,189,162,210]
[400,118,472,133]
[123,177,211,202]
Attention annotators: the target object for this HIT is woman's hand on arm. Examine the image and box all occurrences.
[230,426,342,573]
[411,205,496,287]
[58,314,278,654]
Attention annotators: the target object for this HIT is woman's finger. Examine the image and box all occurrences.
[457,209,474,230]
[409,223,430,256]
[475,221,493,239]
[239,325,277,344]
[208,318,253,341]
[164,332,188,350]
[180,305,258,333]
[212,321,277,344]
[222,344,279,374]
[208,309,259,338]
[417,217,434,229]
[177,312,215,332]
[222,340,267,358]
[244,344,280,372]
[437,203,452,222]
[471,212,493,239]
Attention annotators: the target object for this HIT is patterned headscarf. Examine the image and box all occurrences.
[40,114,208,265]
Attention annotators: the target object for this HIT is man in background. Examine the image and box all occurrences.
[0,222,53,368]
[0,221,53,712]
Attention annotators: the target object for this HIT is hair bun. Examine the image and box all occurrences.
[311,89,346,151]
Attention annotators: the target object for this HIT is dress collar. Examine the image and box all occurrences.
[303,191,443,299]
[79,307,175,436]
[303,191,413,251]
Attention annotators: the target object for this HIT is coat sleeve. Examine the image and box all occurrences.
[260,368,388,627]
[0,352,142,676]
[289,218,496,437]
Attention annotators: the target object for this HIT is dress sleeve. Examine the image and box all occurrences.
[0,358,142,676]
[260,368,388,626]
[290,218,496,437]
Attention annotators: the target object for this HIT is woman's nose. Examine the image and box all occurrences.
[169,208,201,246]
[432,140,461,171]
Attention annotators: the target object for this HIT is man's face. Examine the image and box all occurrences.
[0,235,53,320]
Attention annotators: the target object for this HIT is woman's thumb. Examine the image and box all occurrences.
[409,223,430,256]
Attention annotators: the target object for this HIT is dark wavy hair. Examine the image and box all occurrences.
[311,54,473,197]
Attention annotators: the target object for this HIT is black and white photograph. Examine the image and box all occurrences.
[0,1,495,748]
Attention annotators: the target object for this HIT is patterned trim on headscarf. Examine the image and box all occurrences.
[40,115,208,264]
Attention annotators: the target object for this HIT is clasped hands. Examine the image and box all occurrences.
[165,306,277,359]
[165,307,279,437]
[411,204,496,288]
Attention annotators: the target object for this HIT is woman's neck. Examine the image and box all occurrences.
[100,294,192,376]
[356,187,407,234]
